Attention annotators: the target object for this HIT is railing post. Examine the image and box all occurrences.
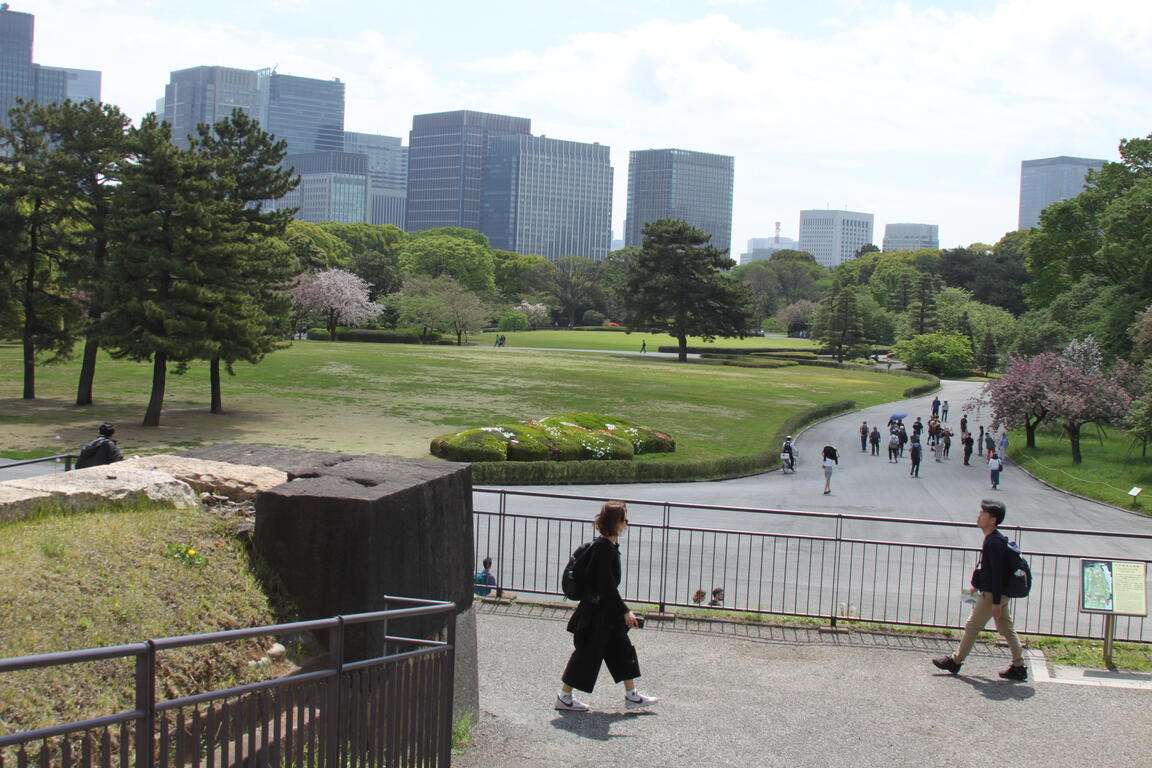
[326,619,344,768]
[658,503,671,613]
[830,515,843,628]
[496,491,507,597]
[134,642,155,768]
[64,455,73,471]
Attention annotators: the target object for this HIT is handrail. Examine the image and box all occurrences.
[0,453,76,471]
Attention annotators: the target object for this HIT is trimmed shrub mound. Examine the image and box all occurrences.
[430,414,675,463]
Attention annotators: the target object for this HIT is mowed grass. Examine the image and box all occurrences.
[0,340,907,464]
[490,329,818,352]
[1011,426,1152,515]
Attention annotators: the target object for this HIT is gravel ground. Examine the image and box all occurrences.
[455,603,1152,768]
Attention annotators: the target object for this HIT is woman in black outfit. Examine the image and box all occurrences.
[556,501,659,711]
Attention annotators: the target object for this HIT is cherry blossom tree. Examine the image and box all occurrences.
[972,354,1056,448]
[291,268,379,340]
[516,300,550,327]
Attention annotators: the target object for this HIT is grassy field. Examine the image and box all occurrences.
[488,329,818,352]
[1011,426,1152,515]
[1,340,906,463]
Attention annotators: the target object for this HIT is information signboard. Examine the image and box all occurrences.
[1080,559,1148,616]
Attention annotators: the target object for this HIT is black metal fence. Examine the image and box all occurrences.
[473,489,1152,643]
[0,597,456,768]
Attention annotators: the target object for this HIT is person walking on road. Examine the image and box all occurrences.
[859,421,869,452]
[962,432,975,465]
[887,431,900,463]
[959,414,968,435]
[998,432,1009,462]
[933,499,1027,680]
[909,438,923,477]
[988,452,1003,489]
[821,445,839,494]
[869,426,881,456]
[557,501,658,711]
[984,433,996,460]
[931,397,941,419]
[941,400,950,422]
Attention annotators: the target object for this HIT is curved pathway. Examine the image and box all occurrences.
[479,379,1152,559]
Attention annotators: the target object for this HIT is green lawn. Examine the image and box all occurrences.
[1,340,905,465]
[489,329,818,352]
[1010,426,1152,515]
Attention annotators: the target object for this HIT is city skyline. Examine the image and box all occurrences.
[20,0,1151,253]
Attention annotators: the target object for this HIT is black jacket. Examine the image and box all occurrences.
[971,529,1012,605]
[567,537,628,633]
[75,435,124,469]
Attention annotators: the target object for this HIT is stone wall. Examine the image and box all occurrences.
[180,444,478,717]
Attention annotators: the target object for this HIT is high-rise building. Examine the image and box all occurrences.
[882,223,939,252]
[481,135,613,261]
[258,71,345,156]
[1018,156,1106,230]
[739,236,799,265]
[0,8,99,128]
[163,66,261,148]
[37,65,100,102]
[344,131,408,228]
[405,110,531,233]
[798,210,874,268]
[278,151,368,224]
[624,148,734,254]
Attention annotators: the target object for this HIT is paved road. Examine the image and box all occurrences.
[477,379,1152,559]
[455,603,1152,768]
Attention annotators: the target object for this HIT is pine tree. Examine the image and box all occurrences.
[101,115,235,427]
[815,280,869,362]
[908,272,938,335]
[0,101,83,399]
[195,110,299,413]
[978,331,999,373]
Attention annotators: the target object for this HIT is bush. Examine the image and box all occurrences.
[470,400,857,484]
[581,310,605,326]
[430,414,672,463]
[498,312,530,331]
[724,359,797,369]
[304,327,435,343]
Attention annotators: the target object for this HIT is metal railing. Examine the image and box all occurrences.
[0,596,457,768]
[0,454,76,472]
[473,489,1152,643]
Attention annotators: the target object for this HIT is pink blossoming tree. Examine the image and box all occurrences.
[291,269,379,340]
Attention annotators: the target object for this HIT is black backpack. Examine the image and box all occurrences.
[74,436,108,469]
[1004,540,1032,598]
[561,540,596,601]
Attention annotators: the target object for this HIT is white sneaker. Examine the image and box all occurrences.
[555,692,589,711]
[625,690,659,708]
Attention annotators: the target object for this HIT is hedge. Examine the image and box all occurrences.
[470,399,856,485]
[723,359,797,369]
[657,345,816,355]
[430,414,675,463]
[305,327,441,344]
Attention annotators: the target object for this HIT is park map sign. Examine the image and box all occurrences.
[1081,559,1148,616]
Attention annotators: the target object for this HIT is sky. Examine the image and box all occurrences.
[21,0,1152,255]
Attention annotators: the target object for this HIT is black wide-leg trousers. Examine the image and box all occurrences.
[562,623,641,693]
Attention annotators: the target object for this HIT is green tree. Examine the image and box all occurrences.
[977,331,999,373]
[283,220,352,271]
[539,255,603,327]
[398,233,495,294]
[892,333,974,376]
[616,219,754,362]
[195,109,299,414]
[907,272,939,336]
[813,282,869,362]
[0,100,83,399]
[100,115,233,427]
[492,249,551,300]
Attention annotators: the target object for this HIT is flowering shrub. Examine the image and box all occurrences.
[430,414,674,463]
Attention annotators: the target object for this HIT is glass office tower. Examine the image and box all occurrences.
[482,135,613,261]
[163,66,261,148]
[259,71,345,156]
[1018,156,1106,230]
[405,110,531,233]
[624,148,734,254]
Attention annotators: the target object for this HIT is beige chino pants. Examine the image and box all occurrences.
[953,590,1024,667]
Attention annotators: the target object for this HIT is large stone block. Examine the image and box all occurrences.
[0,484,54,522]
[118,455,288,501]
[2,466,198,511]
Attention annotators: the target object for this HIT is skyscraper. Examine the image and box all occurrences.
[882,223,939,252]
[163,66,261,148]
[624,148,734,254]
[344,131,408,228]
[278,151,368,224]
[0,8,99,128]
[1018,156,1106,230]
[258,71,345,156]
[481,135,613,261]
[405,110,531,233]
[798,210,874,268]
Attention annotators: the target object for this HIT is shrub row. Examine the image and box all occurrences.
[749,351,819,361]
[431,414,676,463]
[305,328,442,344]
[723,359,797,369]
[657,345,814,355]
[470,399,856,485]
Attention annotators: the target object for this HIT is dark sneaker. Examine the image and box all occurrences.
[932,656,962,674]
[999,664,1027,681]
